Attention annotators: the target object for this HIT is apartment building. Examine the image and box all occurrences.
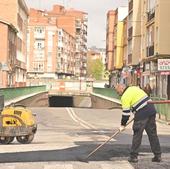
[65,8,88,79]
[0,0,28,87]
[0,20,17,87]
[27,9,76,83]
[141,0,170,99]
[123,17,128,66]
[106,10,116,72]
[121,16,132,85]
[112,7,128,85]
[125,0,142,85]
[28,5,88,80]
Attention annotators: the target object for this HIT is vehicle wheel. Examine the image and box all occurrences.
[0,136,15,144]
[16,134,34,144]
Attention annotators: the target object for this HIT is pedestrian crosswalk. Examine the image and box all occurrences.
[0,161,134,169]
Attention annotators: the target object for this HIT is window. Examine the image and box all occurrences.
[58,30,63,36]
[128,40,132,54]
[35,27,45,34]
[146,25,154,47]
[33,62,44,72]
[34,40,44,49]
[58,53,61,57]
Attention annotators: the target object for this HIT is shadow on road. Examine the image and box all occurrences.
[0,134,170,163]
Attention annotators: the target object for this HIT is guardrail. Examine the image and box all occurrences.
[0,85,46,101]
[149,99,170,121]
[93,87,170,122]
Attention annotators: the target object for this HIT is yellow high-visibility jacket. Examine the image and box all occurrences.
[120,86,156,125]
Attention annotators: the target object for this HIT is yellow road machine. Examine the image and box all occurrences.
[0,96,37,144]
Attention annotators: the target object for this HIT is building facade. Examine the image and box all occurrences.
[106,10,116,72]
[141,0,170,99]
[65,9,88,79]
[0,0,28,87]
[28,5,88,81]
[0,20,17,87]
[27,8,76,83]
[110,7,128,87]
[106,0,170,99]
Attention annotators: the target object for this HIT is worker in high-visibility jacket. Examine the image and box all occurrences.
[115,84,161,163]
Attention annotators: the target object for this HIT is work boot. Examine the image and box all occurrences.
[128,156,138,163]
[152,156,162,162]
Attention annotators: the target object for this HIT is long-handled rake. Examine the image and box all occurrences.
[77,118,134,162]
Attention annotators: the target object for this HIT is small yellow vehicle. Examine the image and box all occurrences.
[0,104,37,144]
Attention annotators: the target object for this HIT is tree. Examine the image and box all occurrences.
[87,58,104,80]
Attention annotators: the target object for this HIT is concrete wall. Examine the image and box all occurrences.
[91,93,121,109]
[16,92,49,107]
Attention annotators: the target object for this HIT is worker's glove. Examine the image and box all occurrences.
[119,125,125,132]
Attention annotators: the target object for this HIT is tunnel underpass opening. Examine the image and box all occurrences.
[49,96,73,107]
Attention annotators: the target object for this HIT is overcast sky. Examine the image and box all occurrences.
[25,0,128,48]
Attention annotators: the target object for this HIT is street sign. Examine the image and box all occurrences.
[158,59,170,71]
[160,71,170,75]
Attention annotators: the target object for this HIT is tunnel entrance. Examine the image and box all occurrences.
[49,96,73,107]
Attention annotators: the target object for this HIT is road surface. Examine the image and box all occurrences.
[0,107,170,169]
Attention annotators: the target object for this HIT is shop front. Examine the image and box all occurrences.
[157,59,170,99]
[142,59,170,99]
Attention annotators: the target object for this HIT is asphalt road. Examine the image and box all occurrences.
[0,106,170,169]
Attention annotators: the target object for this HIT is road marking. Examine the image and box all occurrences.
[101,161,134,169]
[66,107,95,129]
[66,107,116,140]
[44,164,73,169]
[69,108,96,129]
[66,107,89,129]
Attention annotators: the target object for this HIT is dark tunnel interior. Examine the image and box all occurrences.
[49,96,73,107]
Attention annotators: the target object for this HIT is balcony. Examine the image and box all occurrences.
[146,45,154,57]
[147,9,155,22]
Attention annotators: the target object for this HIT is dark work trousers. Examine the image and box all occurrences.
[130,114,161,158]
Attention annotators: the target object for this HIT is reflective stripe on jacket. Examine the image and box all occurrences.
[121,86,156,125]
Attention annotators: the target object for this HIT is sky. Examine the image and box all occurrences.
[25,0,128,48]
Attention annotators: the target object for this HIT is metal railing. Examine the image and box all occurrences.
[149,98,170,121]
[93,88,170,122]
